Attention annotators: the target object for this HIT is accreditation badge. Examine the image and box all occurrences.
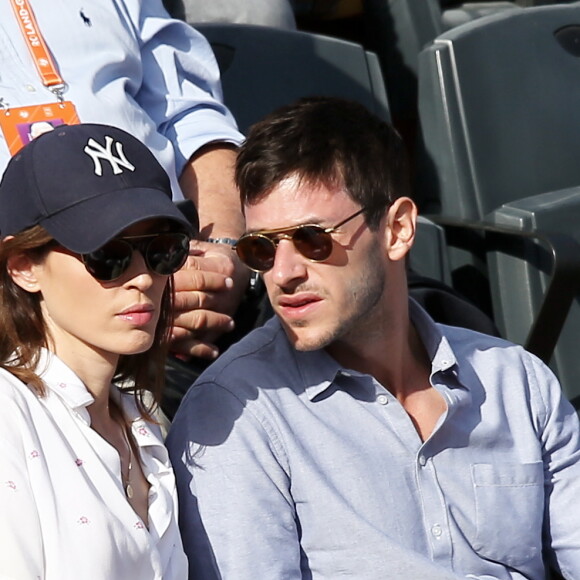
[0,101,80,156]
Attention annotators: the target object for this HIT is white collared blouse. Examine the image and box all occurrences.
[0,349,187,579]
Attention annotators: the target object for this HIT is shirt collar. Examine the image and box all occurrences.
[408,297,458,375]
[110,387,160,448]
[36,348,95,411]
[294,347,346,401]
[37,349,161,444]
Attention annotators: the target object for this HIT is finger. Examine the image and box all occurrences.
[172,308,234,337]
[174,290,222,314]
[169,332,220,360]
[173,266,233,294]
[187,243,238,277]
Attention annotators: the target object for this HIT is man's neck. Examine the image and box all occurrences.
[326,304,446,442]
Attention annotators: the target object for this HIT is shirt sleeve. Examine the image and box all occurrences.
[0,389,45,578]
[130,0,244,176]
[167,382,303,580]
[531,355,580,578]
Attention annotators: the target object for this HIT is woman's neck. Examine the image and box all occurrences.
[47,338,119,423]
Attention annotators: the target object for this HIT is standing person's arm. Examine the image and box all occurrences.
[167,383,304,580]
[174,144,250,359]
[132,0,248,358]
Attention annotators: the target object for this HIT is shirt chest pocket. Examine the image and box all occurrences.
[471,462,544,568]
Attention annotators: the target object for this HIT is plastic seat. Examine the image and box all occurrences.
[363,0,520,122]
[193,22,390,133]
[416,4,580,408]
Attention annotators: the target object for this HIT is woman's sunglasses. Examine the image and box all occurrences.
[234,208,366,273]
[80,232,191,282]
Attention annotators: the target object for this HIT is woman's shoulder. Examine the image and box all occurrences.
[0,368,42,451]
[0,367,37,409]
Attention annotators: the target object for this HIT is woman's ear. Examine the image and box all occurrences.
[385,197,417,262]
[7,252,42,293]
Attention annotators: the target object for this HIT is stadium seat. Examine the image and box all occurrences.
[416,4,580,409]
[192,22,390,133]
[363,0,520,121]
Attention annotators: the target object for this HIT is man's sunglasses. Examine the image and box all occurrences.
[234,208,366,273]
[80,232,191,282]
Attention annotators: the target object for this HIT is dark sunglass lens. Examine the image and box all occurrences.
[292,226,333,262]
[83,240,133,281]
[145,233,190,275]
[236,235,276,272]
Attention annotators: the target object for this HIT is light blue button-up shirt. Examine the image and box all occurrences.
[0,0,243,195]
[168,300,580,579]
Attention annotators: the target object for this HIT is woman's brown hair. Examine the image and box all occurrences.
[0,225,175,421]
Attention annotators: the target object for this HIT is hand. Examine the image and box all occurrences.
[170,239,250,359]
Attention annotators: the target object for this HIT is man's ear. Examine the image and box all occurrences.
[7,252,42,293]
[385,197,417,262]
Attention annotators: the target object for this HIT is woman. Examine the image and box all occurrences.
[0,123,193,578]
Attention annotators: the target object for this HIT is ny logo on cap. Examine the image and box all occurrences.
[84,136,136,176]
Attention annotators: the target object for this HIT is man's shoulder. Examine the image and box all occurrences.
[440,322,513,349]
[193,317,300,392]
[440,323,527,358]
[438,322,557,390]
[170,318,312,439]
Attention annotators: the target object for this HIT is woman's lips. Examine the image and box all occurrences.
[117,304,155,326]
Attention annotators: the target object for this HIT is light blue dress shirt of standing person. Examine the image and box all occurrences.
[168,299,580,580]
[0,0,244,196]
[0,0,250,360]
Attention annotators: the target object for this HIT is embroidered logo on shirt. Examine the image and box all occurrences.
[80,9,92,26]
[78,516,90,525]
[75,458,84,467]
[29,450,40,459]
[5,481,17,491]
[84,136,135,176]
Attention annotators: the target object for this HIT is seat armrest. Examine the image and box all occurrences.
[425,215,580,364]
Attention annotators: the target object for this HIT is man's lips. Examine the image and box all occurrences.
[276,293,323,318]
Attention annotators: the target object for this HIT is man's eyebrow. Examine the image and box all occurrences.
[244,217,328,235]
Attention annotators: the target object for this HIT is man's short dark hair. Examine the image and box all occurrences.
[235,97,411,229]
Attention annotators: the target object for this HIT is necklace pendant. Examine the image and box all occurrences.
[125,483,134,499]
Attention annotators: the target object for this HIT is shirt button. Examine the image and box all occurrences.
[431,524,443,538]
[376,394,389,405]
[25,84,36,92]
[418,455,427,467]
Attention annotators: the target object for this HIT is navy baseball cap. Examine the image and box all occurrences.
[0,123,196,253]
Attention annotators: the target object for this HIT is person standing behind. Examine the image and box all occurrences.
[0,0,248,360]
[168,97,580,579]
[0,123,194,578]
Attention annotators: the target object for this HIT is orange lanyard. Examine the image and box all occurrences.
[10,0,65,100]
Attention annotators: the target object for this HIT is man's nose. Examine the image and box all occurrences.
[268,238,308,287]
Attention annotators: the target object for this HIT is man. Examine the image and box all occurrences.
[167,97,580,579]
[0,0,247,360]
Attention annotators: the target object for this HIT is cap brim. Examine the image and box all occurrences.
[41,187,195,253]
